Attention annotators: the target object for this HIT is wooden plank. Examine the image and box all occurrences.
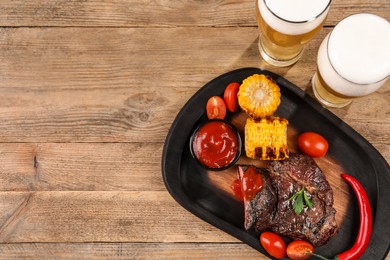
[0,191,239,243]
[1,242,389,259]
[0,143,165,192]
[0,183,352,245]
[0,27,389,143]
[0,27,262,91]
[0,87,186,143]
[0,0,388,27]
[0,242,264,259]
[0,27,258,143]
[0,141,386,193]
[0,144,37,192]
[0,186,356,257]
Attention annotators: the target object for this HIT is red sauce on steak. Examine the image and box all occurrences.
[240,166,263,200]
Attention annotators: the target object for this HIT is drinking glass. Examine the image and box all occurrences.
[312,13,390,108]
[256,0,331,67]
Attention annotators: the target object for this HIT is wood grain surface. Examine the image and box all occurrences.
[0,0,389,259]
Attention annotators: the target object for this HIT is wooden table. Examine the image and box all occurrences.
[0,1,389,259]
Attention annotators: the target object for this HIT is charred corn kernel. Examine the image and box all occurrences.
[245,117,289,160]
[238,74,281,118]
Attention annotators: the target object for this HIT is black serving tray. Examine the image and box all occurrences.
[161,68,390,259]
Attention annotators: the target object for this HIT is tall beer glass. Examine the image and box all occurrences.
[256,0,331,67]
[312,14,390,108]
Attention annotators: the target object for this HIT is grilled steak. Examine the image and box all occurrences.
[238,166,276,231]
[237,153,338,247]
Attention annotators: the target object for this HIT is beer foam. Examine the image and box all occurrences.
[318,35,389,97]
[328,13,390,84]
[258,0,330,35]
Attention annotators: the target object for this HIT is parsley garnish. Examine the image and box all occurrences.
[288,187,313,215]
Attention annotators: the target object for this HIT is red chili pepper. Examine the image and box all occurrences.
[305,174,373,260]
[335,174,372,260]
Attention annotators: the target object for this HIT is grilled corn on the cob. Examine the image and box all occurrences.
[238,74,281,119]
[245,117,289,160]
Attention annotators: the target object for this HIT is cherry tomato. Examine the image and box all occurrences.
[206,96,226,120]
[223,82,240,112]
[287,240,314,260]
[297,132,329,158]
[260,232,287,259]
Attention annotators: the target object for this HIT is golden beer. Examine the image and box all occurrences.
[312,69,354,107]
[312,14,390,108]
[256,0,331,67]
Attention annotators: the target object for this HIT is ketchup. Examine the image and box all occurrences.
[231,166,263,201]
[192,121,239,169]
[240,166,263,200]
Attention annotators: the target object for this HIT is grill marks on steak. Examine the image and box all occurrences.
[237,154,338,247]
[238,166,276,230]
[269,154,338,246]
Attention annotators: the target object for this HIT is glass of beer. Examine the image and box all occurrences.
[256,0,331,67]
[312,13,390,108]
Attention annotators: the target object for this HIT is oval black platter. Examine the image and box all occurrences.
[161,68,390,259]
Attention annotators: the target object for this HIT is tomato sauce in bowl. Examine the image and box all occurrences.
[190,120,242,170]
